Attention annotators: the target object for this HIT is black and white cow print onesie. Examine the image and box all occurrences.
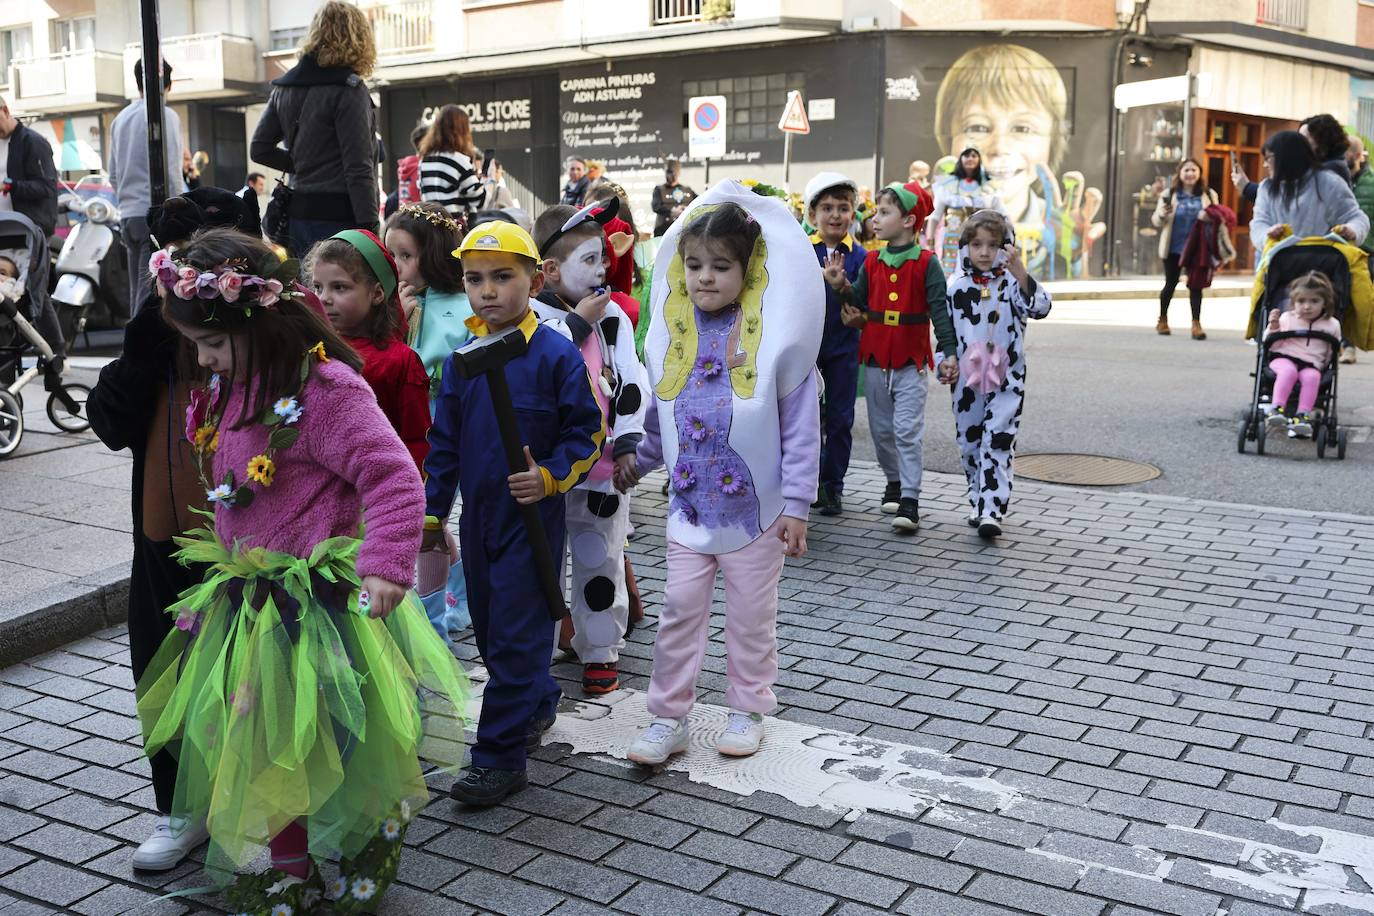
[946,243,1052,521]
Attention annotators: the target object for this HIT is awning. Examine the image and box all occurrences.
[1188,45,1350,122]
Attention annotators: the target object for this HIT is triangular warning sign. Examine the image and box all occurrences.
[778,90,810,134]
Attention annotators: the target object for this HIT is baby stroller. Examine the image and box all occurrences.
[1237,236,1348,459]
[0,210,90,457]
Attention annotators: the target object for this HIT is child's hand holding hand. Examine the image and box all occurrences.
[937,355,959,386]
[613,454,640,492]
[508,446,547,505]
[1268,225,1287,240]
[778,516,808,558]
[840,303,867,328]
[1268,308,1282,331]
[822,251,848,289]
[574,288,611,324]
[360,576,406,619]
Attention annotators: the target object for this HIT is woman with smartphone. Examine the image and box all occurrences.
[1151,158,1218,339]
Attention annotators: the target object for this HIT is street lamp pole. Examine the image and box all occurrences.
[140,0,167,207]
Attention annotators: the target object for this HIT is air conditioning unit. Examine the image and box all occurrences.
[849,15,880,31]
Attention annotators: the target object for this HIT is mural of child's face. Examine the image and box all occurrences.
[951,102,1055,214]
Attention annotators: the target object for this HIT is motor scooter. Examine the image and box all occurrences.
[51,175,127,347]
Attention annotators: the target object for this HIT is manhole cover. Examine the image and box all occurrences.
[1016,453,1161,486]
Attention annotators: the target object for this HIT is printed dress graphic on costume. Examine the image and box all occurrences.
[670,305,760,537]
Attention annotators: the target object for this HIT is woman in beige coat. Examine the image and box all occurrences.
[1151,159,1219,339]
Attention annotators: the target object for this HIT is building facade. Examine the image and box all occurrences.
[3,0,1371,276]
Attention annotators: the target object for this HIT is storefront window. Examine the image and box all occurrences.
[682,71,804,143]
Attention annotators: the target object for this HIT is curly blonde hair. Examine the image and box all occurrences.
[300,1,377,78]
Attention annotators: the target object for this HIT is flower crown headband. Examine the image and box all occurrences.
[397,203,464,235]
[149,249,302,315]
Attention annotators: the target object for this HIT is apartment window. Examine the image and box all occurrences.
[0,27,33,78]
[270,27,308,51]
[50,17,95,54]
[1256,0,1308,29]
[683,72,806,143]
[1359,99,1374,148]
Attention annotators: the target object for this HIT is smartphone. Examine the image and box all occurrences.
[482,148,496,178]
[1229,150,1238,170]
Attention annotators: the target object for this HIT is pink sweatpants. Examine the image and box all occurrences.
[646,519,787,720]
[1271,357,1322,414]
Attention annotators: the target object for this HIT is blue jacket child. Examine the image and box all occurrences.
[805,171,866,514]
[424,223,604,804]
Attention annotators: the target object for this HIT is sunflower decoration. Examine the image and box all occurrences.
[309,341,329,363]
[246,454,276,487]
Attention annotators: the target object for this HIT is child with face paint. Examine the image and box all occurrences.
[532,201,650,696]
[307,230,433,470]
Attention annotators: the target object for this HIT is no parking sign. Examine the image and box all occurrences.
[688,95,727,159]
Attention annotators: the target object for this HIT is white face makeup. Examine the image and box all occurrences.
[555,236,608,300]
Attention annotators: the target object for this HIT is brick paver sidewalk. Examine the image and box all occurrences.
[2,462,1373,915]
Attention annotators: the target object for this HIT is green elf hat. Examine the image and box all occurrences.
[884,180,934,223]
[329,228,399,300]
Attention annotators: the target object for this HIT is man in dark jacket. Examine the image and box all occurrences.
[0,99,58,236]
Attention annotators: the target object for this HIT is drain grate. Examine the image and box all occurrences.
[1016,453,1161,486]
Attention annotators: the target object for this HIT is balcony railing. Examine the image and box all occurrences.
[124,34,258,99]
[1257,0,1307,30]
[10,49,124,114]
[364,1,435,55]
[654,0,702,25]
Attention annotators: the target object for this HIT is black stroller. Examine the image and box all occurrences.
[0,211,90,457]
[1237,239,1348,459]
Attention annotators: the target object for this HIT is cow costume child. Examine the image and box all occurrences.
[619,180,822,763]
[945,210,1051,539]
[135,230,469,916]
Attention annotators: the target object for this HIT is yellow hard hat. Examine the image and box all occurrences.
[453,221,541,261]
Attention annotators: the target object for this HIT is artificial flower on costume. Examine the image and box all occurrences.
[174,611,202,636]
[185,388,210,443]
[269,904,292,916]
[327,878,347,901]
[310,342,329,362]
[206,483,236,506]
[246,454,276,487]
[685,415,710,442]
[351,878,377,901]
[192,424,217,452]
[717,463,745,495]
[672,460,697,491]
[272,397,302,425]
[381,818,401,840]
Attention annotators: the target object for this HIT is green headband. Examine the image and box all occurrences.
[330,229,397,300]
[883,182,919,216]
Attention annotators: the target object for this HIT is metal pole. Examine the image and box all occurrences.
[140,0,167,206]
[704,158,711,187]
[783,133,793,190]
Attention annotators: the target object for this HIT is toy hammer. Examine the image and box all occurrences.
[451,327,568,621]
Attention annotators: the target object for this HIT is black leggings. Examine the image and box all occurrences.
[1160,254,1203,322]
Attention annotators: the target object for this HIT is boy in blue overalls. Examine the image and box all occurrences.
[805,171,865,516]
[424,221,605,806]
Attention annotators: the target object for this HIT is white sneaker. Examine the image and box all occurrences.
[977,517,1002,539]
[627,717,689,765]
[716,711,764,757]
[132,815,209,871]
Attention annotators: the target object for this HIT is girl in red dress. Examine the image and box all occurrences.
[307,229,431,469]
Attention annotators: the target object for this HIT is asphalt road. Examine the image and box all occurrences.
[850,295,1374,516]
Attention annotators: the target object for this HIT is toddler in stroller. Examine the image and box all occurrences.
[0,211,89,456]
[1264,271,1341,439]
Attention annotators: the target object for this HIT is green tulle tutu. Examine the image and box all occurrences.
[137,522,469,871]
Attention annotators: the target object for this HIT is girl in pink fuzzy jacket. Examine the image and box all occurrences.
[136,228,467,916]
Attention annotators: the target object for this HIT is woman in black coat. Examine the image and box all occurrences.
[250,0,380,256]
